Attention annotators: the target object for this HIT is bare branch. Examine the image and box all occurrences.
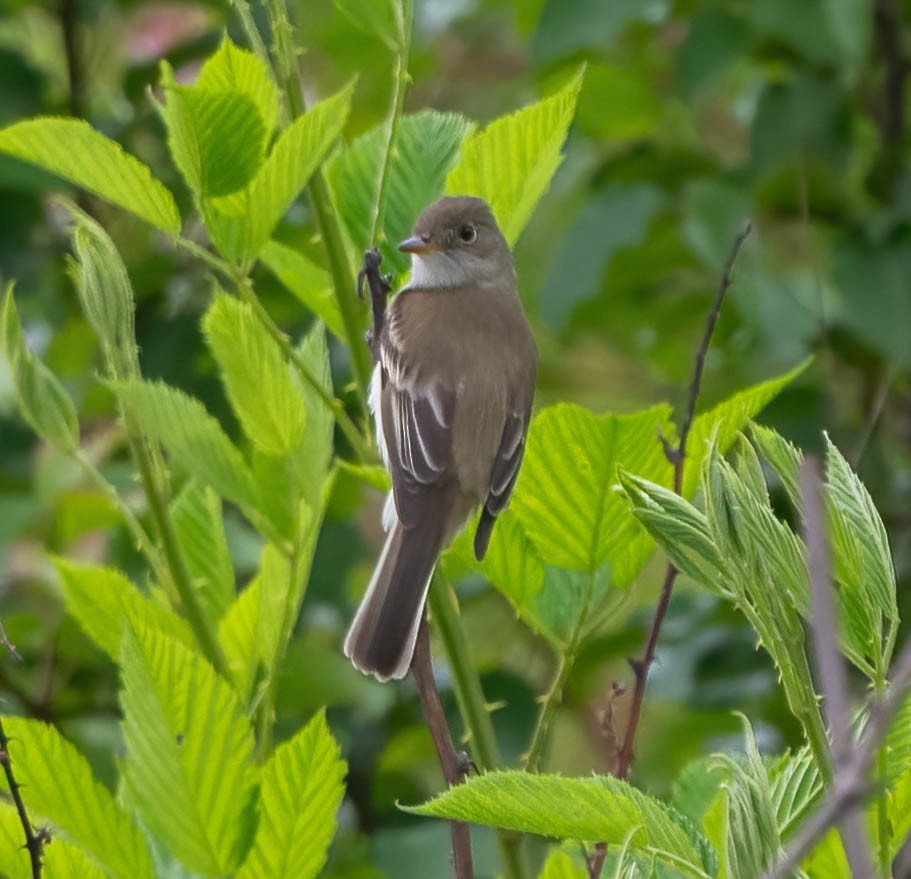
[0,715,44,877]
[801,456,875,879]
[0,616,21,662]
[614,220,752,781]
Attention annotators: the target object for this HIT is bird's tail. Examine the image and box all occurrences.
[344,517,443,680]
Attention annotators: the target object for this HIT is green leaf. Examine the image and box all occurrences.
[219,576,264,703]
[825,434,898,680]
[203,292,307,458]
[238,710,346,879]
[66,203,139,376]
[537,849,588,879]
[171,480,235,624]
[327,109,472,276]
[0,801,31,879]
[120,625,259,876]
[3,716,154,879]
[512,402,673,576]
[1,286,79,452]
[112,378,258,512]
[197,37,279,134]
[749,423,804,513]
[159,63,267,198]
[260,241,344,339]
[445,70,583,244]
[408,771,713,878]
[333,0,405,50]
[43,841,108,879]
[0,118,180,232]
[208,81,355,260]
[768,747,822,839]
[56,558,195,658]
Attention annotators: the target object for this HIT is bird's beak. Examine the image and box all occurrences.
[398,236,438,255]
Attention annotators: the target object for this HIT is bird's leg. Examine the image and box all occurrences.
[359,248,392,365]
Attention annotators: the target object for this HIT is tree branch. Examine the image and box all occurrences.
[0,715,44,877]
[800,457,875,878]
[614,221,752,783]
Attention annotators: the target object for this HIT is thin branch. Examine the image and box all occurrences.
[801,457,875,879]
[59,0,82,117]
[411,620,474,879]
[852,366,894,468]
[0,617,21,662]
[587,842,608,879]
[615,221,752,781]
[764,636,911,879]
[0,715,44,877]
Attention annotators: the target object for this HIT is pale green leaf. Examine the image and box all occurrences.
[512,402,673,576]
[219,576,263,703]
[408,771,713,878]
[197,37,279,133]
[66,203,138,375]
[3,717,154,879]
[0,801,31,879]
[802,829,849,879]
[260,241,344,339]
[537,849,587,879]
[825,434,898,678]
[112,379,258,512]
[203,292,306,458]
[749,422,804,514]
[0,118,180,232]
[671,758,725,826]
[238,710,346,879]
[327,109,472,276]
[171,481,235,623]
[159,63,267,198]
[683,359,810,496]
[333,0,405,50]
[120,625,258,876]
[445,70,583,244]
[208,81,355,260]
[56,558,194,658]
[43,840,108,879]
[1,286,79,452]
[768,747,822,839]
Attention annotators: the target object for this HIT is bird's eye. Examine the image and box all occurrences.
[459,224,477,244]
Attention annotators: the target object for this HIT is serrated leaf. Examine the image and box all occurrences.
[219,576,263,703]
[3,717,154,879]
[1,286,79,452]
[203,292,306,457]
[825,434,898,679]
[538,849,588,879]
[66,203,138,375]
[768,747,822,839]
[112,379,258,512]
[197,37,279,133]
[120,625,259,876]
[0,801,31,879]
[159,63,267,198]
[334,0,405,50]
[208,81,355,260]
[43,840,108,879]
[260,240,343,339]
[171,481,235,624]
[445,70,583,244]
[0,118,180,232]
[408,771,712,877]
[749,423,804,513]
[478,513,546,625]
[56,558,195,658]
[327,109,472,276]
[238,710,346,879]
[512,403,673,576]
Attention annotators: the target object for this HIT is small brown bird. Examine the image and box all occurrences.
[344,196,538,680]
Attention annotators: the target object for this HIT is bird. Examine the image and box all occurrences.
[344,196,538,681]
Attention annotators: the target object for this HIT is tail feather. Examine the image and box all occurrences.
[344,518,443,680]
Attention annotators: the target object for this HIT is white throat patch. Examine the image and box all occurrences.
[409,252,469,289]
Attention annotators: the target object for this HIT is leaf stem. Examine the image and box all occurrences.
[428,582,532,879]
[260,0,373,404]
[524,650,574,775]
[368,0,413,246]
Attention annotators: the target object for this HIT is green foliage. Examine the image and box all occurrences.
[0,118,180,231]
[410,770,714,878]
[0,802,30,879]
[238,710,347,879]
[537,849,587,878]
[119,624,259,875]
[2,716,155,879]
[445,69,584,244]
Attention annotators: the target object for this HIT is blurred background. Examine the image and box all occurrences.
[1,0,910,876]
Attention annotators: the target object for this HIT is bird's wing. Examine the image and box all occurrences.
[379,327,456,530]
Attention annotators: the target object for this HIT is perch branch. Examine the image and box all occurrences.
[614,221,752,782]
[801,457,875,878]
[0,715,44,877]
